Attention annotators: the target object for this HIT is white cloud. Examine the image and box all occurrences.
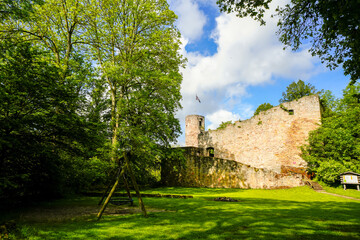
[182,12,317,95]
[169,0,207,42]
[206,110,241,130]
[178,11,318,114]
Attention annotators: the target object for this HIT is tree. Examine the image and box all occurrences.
[319,90,337,118]
[302,83,360,185]
[254,103,273,116]
[83,0,184,217]
[216,0,360,84]
[279,80,317,103]
[84,0,184,166]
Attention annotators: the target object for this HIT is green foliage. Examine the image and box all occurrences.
[302,83,360,185]
[217,121,233,130]
[0,40,108,204]
[0,0,184,202]
[0,0,43,20]
[254,103,273,116]
[217,0,271,25]
[319,90,338,118]
[83,0,184,182]
[279,80,318,103]
[160,148,186,186]
[217,0,360,83]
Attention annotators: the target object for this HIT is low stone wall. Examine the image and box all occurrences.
[161,147,305,189]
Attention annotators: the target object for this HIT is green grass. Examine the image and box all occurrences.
[2,187,360,239]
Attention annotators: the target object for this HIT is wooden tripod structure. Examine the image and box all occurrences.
[97,152,147,220]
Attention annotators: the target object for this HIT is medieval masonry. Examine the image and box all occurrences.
[161,95,322,189]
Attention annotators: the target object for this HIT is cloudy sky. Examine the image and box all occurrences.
[168,0,350,145]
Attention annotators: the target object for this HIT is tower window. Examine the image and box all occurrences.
[288,110,294,115]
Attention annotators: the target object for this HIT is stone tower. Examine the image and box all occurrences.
[185,115,205,147]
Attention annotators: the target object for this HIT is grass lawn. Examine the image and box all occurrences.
[2,186,360,239]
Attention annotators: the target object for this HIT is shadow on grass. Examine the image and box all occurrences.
[15,196,360,240]
[145,187,245,196]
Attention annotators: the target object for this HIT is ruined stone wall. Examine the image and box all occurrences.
[196,95,321,173]
[161,147,304,189]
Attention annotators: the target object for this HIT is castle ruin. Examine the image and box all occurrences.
[162,95,322,189]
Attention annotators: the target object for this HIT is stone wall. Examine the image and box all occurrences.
[196,95,321,173]
[161,147,305,189]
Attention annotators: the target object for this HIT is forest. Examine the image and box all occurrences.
[0,0,185,206]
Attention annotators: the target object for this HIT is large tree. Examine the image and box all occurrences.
[279,80,318,103]
[84,0,184,166]
[83,0,184,218]
[216,0,360,84]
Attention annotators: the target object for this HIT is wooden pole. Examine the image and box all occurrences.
[98,168,121,206]
[124,152,147,217]
[123,174,133,205]
[97,167,125,220]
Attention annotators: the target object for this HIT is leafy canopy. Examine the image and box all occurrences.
[0,40,107,201]
[302,83,360,184]
[83,0,184,176]
[216,0,360,84]
[279,80,318,103]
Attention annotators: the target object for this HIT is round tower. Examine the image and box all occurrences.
[185,115,205,147]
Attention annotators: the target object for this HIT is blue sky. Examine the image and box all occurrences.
[168,0,350,145]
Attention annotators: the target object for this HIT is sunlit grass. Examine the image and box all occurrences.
[3,187,360,239]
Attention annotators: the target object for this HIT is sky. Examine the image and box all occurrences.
[167,0,350,145]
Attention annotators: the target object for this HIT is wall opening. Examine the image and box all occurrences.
[199,118,205,131]
[207,147,214,157]
[196,149,201,156]
[288,109,294,115]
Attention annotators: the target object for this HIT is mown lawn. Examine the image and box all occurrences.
[2,186,360,239]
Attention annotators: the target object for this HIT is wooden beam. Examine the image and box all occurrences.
[98,168,121,206]
[124,152,148,217]
[97,167,125,220]
[123,174,133,206]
